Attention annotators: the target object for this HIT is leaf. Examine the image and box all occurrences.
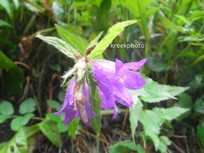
[36,35,79,60]
[47,100,61,110]
[194,95,204,114]
[0,115,10,124]
[0,51,24,95]
[0,0,13,19]
[19,98,36,114]
[87,73,101,134]
[68,118,80,139]
[109,140,145,153]
[197,124,204,148]
[176,93,193,119]
[88,20,137,59]
[139,110,161,149]
[158,136,171,153]
[11,114,34,131]
[38,118,61,148]
[129,99,142,142]
[86,32,103,50]
[146,57,170,72]
[130,76,188,103]
[152,107,189,124]
[0,126,39,153]
[0,19,12,28]
[0,101,14,115]
[55,24,88,54]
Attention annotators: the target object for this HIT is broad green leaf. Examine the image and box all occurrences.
[88,20,137,59]
[36,35,79,60]
[197,124,204,148]
[109,140,145,153]
[194,96,204,114]
[129,99,142,142]
[38,118,61,148]
[0,126,39,153]
[11,114,34,131]
[152,107,188,124]
[55,24,88,54]
[146,57,170,72]
[130,76,188,103]
[0,19,12,28]
[139,110,160,149]
[68,118,80,139]
[0,0,13,19]
[19,98,36,114]
[0,115,10,123]
[87,73,101,134]
[47,100,61,110]
[0,101,14,115]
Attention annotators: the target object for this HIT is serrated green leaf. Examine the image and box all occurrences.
[158,136,171,153]
[152,107,188,124]
[88,20,137,59]
[0,115,10,124]
[139,110,160,149]
[87,73,101,134]
[68,118,80,139]
[55,24,88,54]
[36,35,79,60]
[0,101,14,115]
[38,118,61,148]
[109,140,145,153]
[129,99,142,143]
[11,114,34,131]
[19,98,36,114]
[130,76,188,103]
[0,126,39,153]
[47,100,61,110]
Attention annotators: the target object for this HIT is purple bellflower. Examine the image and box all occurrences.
[55,77,95,125]
[92,58,146,119]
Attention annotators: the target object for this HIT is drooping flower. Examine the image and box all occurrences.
[92,58,146,118]
[55,77,94,125]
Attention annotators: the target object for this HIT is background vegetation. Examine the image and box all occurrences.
[0,0,203,153]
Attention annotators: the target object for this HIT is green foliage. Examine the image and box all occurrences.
[109,140,145,153]
[36,35,79,60]
[55,24,88,54]
[0,126,39,153]
[197,124,204,149]
[19,98,36,114]
[0,101,14,115]
[88,20,137,59]
[38,117,62,148]
[0,51,24,95]
[11,114,34,131]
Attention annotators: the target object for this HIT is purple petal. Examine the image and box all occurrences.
[55,77,75,115]
[111,79,133,107]
[116,70,146,89]
[123,58,147,71]
[64,107,76,125]
[115,59,124,73]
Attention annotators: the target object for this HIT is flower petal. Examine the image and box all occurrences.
[123,58,147,71]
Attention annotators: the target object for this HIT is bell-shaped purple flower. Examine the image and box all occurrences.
[55,77,94,125]
[92,58,146,119]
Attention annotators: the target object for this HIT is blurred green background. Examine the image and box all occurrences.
[0,0,203,152]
